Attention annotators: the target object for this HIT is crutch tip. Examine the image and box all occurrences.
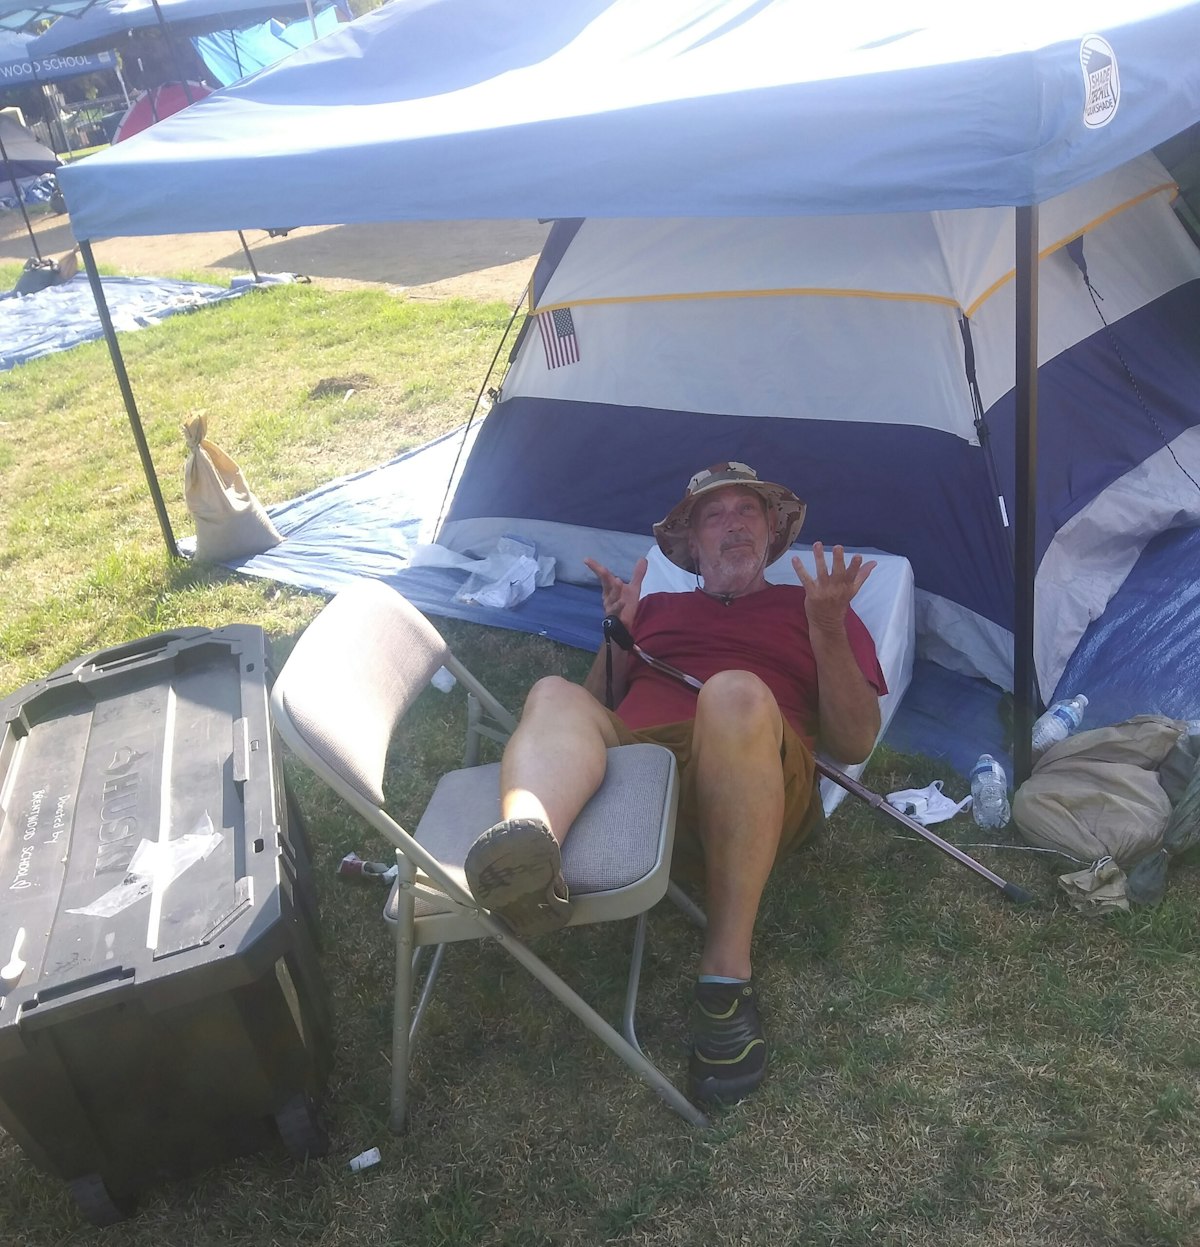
[1002,881,1035,904]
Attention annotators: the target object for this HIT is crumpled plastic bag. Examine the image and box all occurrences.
[885,780,972,826]
[409,536,555,611]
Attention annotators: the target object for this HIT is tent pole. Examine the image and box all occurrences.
[0,129,42,262]
[1013,205,1039,786]
[79,239,179,560]
[149,0,195,105]
[237,230,260,280]
[115,59,132,107]
[35,79,70,157]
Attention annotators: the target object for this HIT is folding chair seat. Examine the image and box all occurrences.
[269,579,707,1131]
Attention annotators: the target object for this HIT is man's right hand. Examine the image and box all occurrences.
[584,556,647,624]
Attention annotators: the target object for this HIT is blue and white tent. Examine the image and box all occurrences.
[438,156,1200,699]
[55,0,1200,756]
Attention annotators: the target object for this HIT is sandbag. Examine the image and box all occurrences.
[1012,715,1186,867]
[182,415,282,563]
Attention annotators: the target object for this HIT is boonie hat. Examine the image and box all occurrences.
[653,461,807,573]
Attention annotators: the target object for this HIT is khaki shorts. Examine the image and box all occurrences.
[604,711,819,884]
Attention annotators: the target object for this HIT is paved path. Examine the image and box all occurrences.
[1,212,548,302]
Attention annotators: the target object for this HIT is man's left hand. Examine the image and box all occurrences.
[793,542,876,632]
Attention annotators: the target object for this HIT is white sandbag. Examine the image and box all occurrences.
[183,415,282,563]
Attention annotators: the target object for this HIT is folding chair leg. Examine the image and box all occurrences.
[495,930,709,1129]
[622,912,649,1055]
[667,880,708,929]
[409,943,448,1045]
[390,856,418,1133]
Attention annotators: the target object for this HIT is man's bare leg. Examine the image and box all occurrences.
[500,676,624,842]
[689,671,787,980]
[684,670,789,1104]
[465,676,621,935]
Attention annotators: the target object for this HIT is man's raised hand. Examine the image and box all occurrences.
[792,542,876,632]
[584,556,647,624]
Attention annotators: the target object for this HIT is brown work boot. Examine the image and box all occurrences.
[464,817,571,936]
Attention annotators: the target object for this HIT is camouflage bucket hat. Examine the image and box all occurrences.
[652,461,807,573]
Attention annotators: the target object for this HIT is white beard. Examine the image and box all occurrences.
[700,539,767,595]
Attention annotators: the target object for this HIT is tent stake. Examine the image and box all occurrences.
[79,239,179,560]
[1012,205,1040,786]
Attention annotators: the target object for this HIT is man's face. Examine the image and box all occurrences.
[687,485,770,586]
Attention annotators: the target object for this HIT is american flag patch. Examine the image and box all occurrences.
[537,307,580,369]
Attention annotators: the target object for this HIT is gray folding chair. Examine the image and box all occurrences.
[270,579,708,1130]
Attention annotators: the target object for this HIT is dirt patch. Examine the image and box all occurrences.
[0,212,548,303]
[307,374,374,400]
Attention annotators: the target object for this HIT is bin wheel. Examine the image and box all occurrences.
[69,1174,136,1226]
[275,1093,329,1161]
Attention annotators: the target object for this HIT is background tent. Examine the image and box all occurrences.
[192,6,341,88]
[110,78,209,140]
[54,0,1200,779]
[0,108,56,177]
[30,0,334,57]
[0,108,58,256]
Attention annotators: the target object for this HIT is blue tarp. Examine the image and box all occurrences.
[58,1,1200,240]
[192,7,340,87]
[0,274,247,370]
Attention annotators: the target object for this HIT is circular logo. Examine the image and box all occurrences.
[1080,35,1120,129]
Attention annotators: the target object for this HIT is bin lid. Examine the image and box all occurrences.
[0,626,283,1026]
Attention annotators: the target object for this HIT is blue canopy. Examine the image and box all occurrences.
[31,0,330,57]
[58,0,1200,242]
[0,0,103,34]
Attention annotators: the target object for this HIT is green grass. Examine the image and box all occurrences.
[0,281,509,693]
[1,278,1199,1246]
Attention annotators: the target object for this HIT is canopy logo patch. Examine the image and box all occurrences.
[1080,35,1119,129]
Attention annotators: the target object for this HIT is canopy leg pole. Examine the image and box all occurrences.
[80,239,178,560]
[115,59,132,108]
[150,0,195,105]
[0,131,42,262]
[38,81,71,158]
[1013,205,1040,786]
[237,230,261,281]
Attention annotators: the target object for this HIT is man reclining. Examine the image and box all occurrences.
[463,461,887,1106]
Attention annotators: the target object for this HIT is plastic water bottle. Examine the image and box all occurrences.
[970,754,1010,829]
[1030,694,1089,759]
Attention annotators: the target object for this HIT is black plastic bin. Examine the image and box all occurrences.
[0,625,332,1225]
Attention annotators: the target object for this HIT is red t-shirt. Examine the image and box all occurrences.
[616,585,887,748]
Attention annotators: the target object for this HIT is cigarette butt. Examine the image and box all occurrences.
[348,1146,381,1173]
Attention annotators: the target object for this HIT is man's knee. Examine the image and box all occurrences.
[695,670,780,731]
[521,676,619,740]
[522,674,591,719]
